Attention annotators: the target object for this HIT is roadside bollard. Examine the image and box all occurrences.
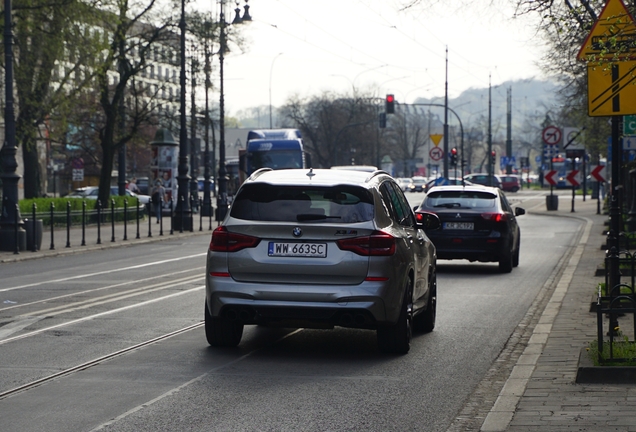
[190,195,194,233]
[160,200,164,236]
[123,199,128,241]
[49,202,55,250]
[81,201,86,246]
[14,203,19,255]
[111,199,115,242]
[97,200,102,245]
[170,199,174,235]
[148,201,152,238]
[31,202,37,252]
[66,201,71,248]
[136,200,140,239]
[208,199,212,231]
[199,198,203,232]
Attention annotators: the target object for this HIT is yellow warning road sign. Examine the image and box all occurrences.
[429,134,443,147]
[587,60,636,116]
[578,0,636,62]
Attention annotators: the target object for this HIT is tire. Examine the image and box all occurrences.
[414,271,436,333]
[377,282,412,354]
[499,248,513,273]
[205,302,244,347]
[512,239,520,268]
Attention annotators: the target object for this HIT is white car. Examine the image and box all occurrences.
[67,186,151,205]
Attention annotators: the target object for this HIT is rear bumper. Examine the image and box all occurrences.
[205,277,404,329]
[429,236,506,262]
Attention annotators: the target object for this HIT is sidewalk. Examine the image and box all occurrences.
[0,213,217,264]
[481,194,636,431]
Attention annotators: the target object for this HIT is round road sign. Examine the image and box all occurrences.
[542,126,562,145]
[429,147,444,161]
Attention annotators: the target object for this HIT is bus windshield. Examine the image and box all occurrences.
[249,150,303,171]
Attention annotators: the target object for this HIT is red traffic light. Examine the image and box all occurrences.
[385,94,395,114]
[451,148,457,155]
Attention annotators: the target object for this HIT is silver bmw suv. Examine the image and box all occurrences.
[205,168,440,354]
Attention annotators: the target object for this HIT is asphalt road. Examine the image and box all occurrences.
[0,191,582,432]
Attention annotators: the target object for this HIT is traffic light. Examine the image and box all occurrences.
[491,150,496,165]
[450,148,458,166]
[378,112,386,128]
[385,94,395,114]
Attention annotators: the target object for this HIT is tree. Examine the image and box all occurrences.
[281,91,381,168]
[384,106,434,177]
[2,0,106,198]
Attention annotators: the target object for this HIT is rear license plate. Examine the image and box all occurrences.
[443,222,474,230]
[268,242,327,258]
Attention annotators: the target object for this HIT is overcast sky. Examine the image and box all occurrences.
[193,0,547,115]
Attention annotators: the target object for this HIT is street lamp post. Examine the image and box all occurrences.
[269,52,283,129]
[216,0,251,222]
[202,21,213,216]
[173,0,191,231]
[0,0,26,252]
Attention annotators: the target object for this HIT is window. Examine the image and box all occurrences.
[231,184,374,223]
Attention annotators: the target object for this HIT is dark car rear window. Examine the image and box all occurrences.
[231,183,374,223]
[422,190,497,209]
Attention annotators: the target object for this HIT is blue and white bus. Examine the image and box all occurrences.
[239,129,311,181]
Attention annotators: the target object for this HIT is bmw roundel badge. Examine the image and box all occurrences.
[292,227,302,237]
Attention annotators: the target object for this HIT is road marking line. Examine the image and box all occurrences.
[480,215,592,432]
[0,252,206,293]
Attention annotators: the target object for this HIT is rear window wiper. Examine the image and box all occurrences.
[296,214,342,221]
[434,202,462,208]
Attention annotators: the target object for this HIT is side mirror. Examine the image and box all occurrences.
[415,211,441,230]
[515,207,525,216]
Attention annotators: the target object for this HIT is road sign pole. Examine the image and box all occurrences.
[608,114,622,335]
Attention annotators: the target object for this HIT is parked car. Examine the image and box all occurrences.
[408,176,428,192]
[136,177,150,195]
[394,177,411,192]
[463,173,501,189]
[424,177,472,192]
[205,168,440,354]
[66,186,151,205]
[415,184,524,273]
[497,174,521,192]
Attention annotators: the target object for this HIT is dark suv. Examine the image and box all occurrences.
[205,168,440,354]
[416,184,524,273]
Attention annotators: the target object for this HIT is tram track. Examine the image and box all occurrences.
[0,321,204,401]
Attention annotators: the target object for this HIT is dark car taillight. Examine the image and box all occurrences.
[210,226,260,252]
[481,212,508,223]
[337,231,396,256]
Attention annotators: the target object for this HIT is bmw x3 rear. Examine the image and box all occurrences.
[205,168,440,354]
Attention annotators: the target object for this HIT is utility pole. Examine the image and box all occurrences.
[443,47,449,179]
[488,75,493,186]
[506,87,512,174]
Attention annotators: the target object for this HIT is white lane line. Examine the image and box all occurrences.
[0,267,204,312]
[479,216,592,432]
[0,285,205,346]
[0,316,43,339]
[0,252,207,293]
[89,329,304,432]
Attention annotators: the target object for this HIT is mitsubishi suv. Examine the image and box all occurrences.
[205,168,440,354]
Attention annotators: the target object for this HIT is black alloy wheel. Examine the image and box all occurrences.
[377,281,412,354]
[205,302,244,347]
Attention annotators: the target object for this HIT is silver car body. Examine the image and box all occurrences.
[205,168,438,352]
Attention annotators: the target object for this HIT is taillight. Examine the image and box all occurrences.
[210,226,260,252]
[481,212,508,222]
[337,231,396,256]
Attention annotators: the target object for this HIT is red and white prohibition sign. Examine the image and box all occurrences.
[429,147,444,161]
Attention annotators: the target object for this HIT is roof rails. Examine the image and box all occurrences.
[247,168,273,181]
[365,170,391,183]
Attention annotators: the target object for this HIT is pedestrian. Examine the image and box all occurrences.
[151,180,166,223]
[128,177,140,193]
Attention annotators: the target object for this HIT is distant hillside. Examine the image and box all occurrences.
[414,78,562,141]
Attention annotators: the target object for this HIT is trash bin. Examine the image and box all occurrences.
[546,195,558,211]
[24,219,43,251]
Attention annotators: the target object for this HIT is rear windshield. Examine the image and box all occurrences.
[422,190,497,209]
[231,184,374,223]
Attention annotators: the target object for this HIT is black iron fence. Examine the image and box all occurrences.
[8,198,216,255]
